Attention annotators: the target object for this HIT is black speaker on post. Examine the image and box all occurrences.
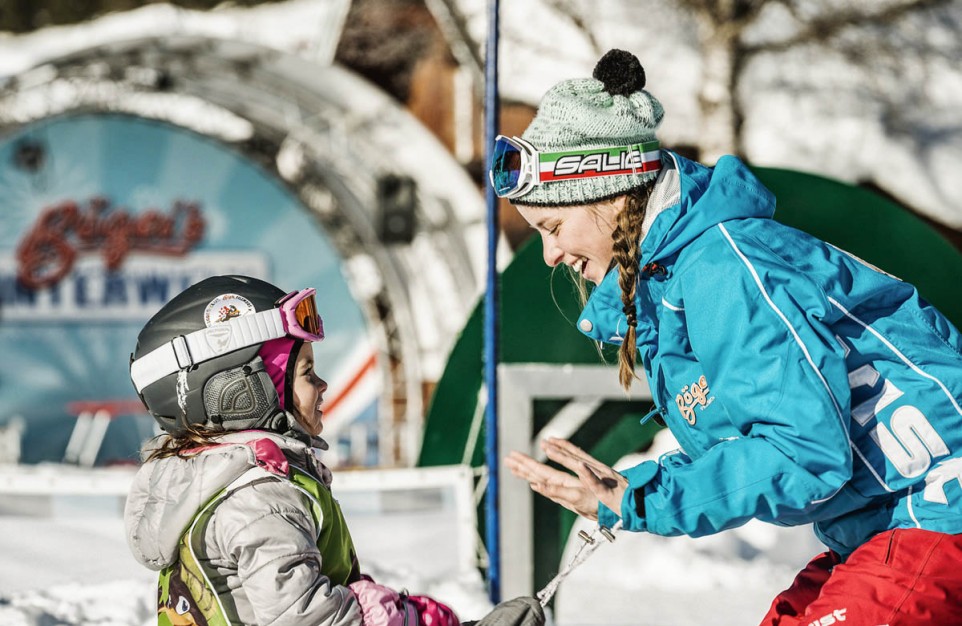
[376,174,417,244]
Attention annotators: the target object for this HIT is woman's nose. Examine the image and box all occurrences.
[541,236,564,267]
[318,378,328,393]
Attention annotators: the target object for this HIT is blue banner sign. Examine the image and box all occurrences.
[0,113,377,465]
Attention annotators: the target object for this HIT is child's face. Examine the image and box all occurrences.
[290,342,328,436]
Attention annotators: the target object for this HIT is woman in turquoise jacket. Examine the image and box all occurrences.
[497,49,962,625]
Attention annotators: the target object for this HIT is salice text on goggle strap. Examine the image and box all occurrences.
[545,147,659,178]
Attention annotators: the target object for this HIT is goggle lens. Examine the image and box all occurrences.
[277,288,324,341]
[294,293,320,335]
[490,138,523,196]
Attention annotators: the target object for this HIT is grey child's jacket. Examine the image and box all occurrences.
[124,429,363,626]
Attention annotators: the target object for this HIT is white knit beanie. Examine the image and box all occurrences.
[513,49,664,207]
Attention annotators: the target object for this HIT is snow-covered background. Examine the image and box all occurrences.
[437,0,962,230]
[5,0,961,230]
[1,1,958,624]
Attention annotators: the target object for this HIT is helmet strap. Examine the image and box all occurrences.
[283,339,305,415]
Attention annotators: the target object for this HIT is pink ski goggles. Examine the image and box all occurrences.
[277,288,324,342]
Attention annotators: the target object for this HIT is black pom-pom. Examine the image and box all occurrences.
[592,49,645,96]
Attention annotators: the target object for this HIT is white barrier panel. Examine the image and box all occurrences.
[0,463,480,579]
[497,363,652,598]
[0,462,136,496]
[335,465,479,578]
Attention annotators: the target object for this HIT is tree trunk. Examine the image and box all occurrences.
[695,18,740,163]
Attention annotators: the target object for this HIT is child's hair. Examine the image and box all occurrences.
[145,422,223,462]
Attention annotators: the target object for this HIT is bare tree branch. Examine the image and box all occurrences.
[675,0,768,33]
[744,0,953,56]
[732,0,770,26]
[422,0,484,84]
[545,0,602,56]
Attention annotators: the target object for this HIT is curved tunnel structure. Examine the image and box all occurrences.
[0,33,487,464]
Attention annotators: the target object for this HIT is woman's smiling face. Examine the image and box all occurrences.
[517,196,624,285]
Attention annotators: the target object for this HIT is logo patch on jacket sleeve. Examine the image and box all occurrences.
[676,375,715,425]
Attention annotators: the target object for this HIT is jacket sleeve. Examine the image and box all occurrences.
[212,478,363,626]
[617,228,855,537]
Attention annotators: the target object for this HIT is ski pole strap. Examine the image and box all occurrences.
[535,520,623,607]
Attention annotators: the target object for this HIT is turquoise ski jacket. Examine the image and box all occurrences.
[583,152,962,556]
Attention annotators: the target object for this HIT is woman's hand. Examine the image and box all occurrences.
[504,437,627,521]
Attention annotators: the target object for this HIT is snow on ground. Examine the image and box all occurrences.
[553,429,825,626]
[0,471,495,626]
[0,502,819,626]
[556,522,819,626]
[0,514,156,626]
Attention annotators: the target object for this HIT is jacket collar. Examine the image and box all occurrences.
[576,151,775,345]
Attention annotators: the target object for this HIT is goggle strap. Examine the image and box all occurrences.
[537,140,660,163]
[491,137,662,199]
[130,309,286,393]
[537,141,661,181]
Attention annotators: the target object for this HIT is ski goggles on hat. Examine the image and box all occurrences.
[276,288,324,341]
[488,135,662,200]
[130,287,325,393]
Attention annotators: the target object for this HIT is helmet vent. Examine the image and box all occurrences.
[220,378,256,414]
[203,363,275,428]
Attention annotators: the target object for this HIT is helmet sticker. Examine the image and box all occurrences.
[204,294,256,327]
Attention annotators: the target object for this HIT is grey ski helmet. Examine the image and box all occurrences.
[131,275,310,437]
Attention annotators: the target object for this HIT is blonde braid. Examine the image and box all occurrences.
[610,187,650,390]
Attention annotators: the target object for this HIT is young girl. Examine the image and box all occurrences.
[124,274,459,626]
[497,49,962,625]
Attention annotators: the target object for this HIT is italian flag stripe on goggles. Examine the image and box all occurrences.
[488,135,662,200]
[130,288,324,393]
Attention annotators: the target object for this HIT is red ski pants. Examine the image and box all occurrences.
[759,528,962,626]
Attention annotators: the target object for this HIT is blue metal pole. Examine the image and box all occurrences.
[483,0,501,606]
